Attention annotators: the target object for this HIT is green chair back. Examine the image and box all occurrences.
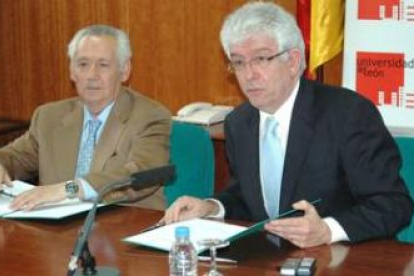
[164,121,215,206]
[396,137,414,243]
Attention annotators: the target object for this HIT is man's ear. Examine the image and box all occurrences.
[69,66,76,82]
[288,49,301,77]
[120,60,132,82]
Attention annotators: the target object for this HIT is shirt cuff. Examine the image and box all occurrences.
[77,178,98,201]
[324,217,349,243]
[205,198,225,219]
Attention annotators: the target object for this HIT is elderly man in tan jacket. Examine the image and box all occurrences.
[0,25,170,211]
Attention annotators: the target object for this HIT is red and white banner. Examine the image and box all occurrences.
[343,0,414,136]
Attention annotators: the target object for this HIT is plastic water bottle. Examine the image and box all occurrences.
[169,226,198,276]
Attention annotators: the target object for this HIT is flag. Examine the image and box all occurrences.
[309,0,345,76]
[296,0,313,79]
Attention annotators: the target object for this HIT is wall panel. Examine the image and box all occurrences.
[0,0,342,121]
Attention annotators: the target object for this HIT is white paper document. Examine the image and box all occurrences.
[123,218,247,254]
[123,199,323,254]
[0,180,99,219]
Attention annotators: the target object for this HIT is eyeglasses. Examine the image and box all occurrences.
[227,49,290,73]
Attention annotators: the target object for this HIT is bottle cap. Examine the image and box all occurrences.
[175,226,190,238]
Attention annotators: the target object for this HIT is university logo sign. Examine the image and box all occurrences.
[356,51,414,109]
[358,0,414,21]
[343,0,414,132]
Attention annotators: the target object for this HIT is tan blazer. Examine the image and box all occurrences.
[0,87,171,210]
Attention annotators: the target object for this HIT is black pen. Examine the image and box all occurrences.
[139,220,165,233]
[198,256,237,264]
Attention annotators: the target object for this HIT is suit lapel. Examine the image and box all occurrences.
[280,79,315,212]
[92,90,131,171]
[52,101,83,180]
[245,106,268,217]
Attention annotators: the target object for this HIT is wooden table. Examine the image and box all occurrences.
[0,206,413,275]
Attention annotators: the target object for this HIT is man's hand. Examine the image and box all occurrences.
[0,165,12,188]
[264,200,331,248]
[163,196,219,224]
[10,182,67,211]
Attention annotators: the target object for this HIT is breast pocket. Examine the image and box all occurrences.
[296,166,344,202]
[297,140,342,196]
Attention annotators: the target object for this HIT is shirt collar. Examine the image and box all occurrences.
[259,80,300,149]
[82,102,115,127]
[259,80,300,122]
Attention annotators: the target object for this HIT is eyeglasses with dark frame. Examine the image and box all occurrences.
[227,49,290,74]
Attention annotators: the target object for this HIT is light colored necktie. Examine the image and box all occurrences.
[76,119,101,177]
[260,117,284,219]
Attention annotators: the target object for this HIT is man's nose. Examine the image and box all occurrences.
[243,62,260,80]
[87,64,100,78]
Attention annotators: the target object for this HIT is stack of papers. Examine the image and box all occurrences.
[123,218,269,254]
[0,180,100,219]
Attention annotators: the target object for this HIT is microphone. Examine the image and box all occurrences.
[67,164,176,276]
[131,164,176,190]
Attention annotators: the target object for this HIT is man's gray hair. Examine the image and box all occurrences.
[220,2,306,74]
[68,24,132,68]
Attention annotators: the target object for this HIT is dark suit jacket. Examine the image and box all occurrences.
[218,78,413,242]
[0,87,171,210]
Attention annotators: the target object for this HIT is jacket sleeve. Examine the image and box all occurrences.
[334,97,413,242]
[0,108,41,181]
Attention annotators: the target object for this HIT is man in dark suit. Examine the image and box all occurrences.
[0,25,170,210]
[164,2,413,248]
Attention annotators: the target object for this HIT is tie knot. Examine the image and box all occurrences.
[264,117,278,133]
[88,119,101,132]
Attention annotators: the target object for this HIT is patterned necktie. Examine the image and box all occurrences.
[76,119,101,177]
[260,117,284,219]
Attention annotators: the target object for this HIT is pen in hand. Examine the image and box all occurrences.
[0,181,15,197]
[0,190,16,198]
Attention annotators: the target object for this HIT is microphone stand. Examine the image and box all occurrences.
[79,241,97,275]
[68,177,133,276]
[67,164,176,276]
